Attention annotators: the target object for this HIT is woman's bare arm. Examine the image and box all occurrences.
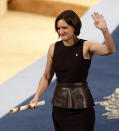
[30,43,55,106]
[86,12,116,56]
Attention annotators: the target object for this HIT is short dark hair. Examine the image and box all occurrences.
[55,10,82,36]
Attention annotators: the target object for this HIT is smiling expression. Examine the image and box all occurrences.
[57,19,75,41]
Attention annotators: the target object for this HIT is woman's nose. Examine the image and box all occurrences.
[59,28,64,34]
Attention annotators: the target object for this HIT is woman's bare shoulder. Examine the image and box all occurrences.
[48,43,55,58]
[84,40,101,45]
[83,40,91,49]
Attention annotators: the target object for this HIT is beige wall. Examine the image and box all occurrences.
[8,0,88,17]
[0,0,7,17]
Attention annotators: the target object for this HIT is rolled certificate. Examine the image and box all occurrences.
[10,100,45,114]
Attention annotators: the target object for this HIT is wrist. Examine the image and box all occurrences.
[34,95,40,101]
[101,27,108,33]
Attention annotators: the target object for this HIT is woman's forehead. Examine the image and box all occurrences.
[57,19,69,26]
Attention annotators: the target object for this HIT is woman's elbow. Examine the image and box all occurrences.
[106,46,116,55]
[43,73,53,84]
[109,47,116,54]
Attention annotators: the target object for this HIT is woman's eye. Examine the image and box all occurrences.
[63,27,67,29]
[57,27,67,30]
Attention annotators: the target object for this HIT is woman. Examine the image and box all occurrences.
[30,10,115,131]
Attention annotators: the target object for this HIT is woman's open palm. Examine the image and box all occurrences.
[91,12,107,31]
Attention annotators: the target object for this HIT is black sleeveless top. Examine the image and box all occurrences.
[52,39,91,83]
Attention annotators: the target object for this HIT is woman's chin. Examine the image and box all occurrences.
[61,37,68,41]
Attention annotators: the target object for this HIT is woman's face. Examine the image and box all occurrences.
[57,19,75,41]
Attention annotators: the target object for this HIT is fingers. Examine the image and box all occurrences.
[91,12,104,19]
[30,103,38,109]
[100,14,104,19]
[91,14,95,21]
[94,12,100,19]
[29,99,38,109]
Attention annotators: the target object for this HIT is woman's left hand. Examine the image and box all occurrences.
[91,12,107,31]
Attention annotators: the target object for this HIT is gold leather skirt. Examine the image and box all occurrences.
[52,82,94,109]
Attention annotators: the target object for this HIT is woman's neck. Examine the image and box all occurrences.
[63,37,79,46]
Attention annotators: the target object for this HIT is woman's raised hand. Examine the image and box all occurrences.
[91,12,107,31]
